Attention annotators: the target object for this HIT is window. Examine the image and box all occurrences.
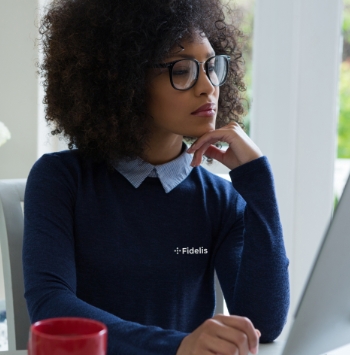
[335,0,350,205]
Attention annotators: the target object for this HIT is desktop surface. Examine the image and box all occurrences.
[259,341,350,355]
[4,343,350,355]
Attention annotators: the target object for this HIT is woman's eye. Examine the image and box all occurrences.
[172,68,190,76]
[208,65,215,72]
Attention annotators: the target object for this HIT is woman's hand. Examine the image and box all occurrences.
[186,122,263,170]
[176,314,261,355]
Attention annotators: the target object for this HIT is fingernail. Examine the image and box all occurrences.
[250,346,258,354]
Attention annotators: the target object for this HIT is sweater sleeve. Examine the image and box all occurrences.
[214,156,290,343]
[22,154,187,355]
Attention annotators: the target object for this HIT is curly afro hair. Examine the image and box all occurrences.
[38,0,247,163]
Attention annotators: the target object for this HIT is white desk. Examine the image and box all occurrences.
[258,341,285,354]
[258,341,350,355]
[4,344,350,355]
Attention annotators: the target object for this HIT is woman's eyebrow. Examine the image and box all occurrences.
[166,51,216,60]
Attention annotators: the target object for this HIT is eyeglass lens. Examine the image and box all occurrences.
[171,56,227,90]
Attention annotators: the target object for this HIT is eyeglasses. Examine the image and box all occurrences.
[151,55,230,91]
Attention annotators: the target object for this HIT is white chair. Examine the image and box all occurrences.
[214,272,224,315]
[0,179,29,353]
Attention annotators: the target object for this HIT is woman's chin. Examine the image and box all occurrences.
[184,126,216,138]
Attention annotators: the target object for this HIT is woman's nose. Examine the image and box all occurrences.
[194,63,216,95]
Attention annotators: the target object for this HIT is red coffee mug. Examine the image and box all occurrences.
[28,317,108,355]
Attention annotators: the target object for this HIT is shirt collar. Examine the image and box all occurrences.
[114,143,193,193]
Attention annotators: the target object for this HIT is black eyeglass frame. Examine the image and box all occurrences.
[151,55,231,91]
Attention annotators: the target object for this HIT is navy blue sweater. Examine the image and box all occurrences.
[23,150,289,355]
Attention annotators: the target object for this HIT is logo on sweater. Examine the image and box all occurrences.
[174,247,208,255]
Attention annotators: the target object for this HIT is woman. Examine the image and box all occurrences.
[23,0,290,354]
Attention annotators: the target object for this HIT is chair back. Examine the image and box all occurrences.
[0,179,30,350]
[214,272,224,315]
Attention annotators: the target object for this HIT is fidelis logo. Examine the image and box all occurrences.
[174,247,208,255]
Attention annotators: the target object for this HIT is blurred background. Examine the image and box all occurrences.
[0,0,348,350]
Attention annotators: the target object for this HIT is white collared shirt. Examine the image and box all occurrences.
[113,143,194,193]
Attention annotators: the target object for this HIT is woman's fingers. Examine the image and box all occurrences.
[187,129,229,156]
[206,333,243,355]
[187,122,263,169]
[201,144,226,162]
[210,325,250,355]
[214,314,260,354]
[190,140,219,166]
[176,314,260,355]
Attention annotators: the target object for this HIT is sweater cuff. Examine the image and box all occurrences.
[229,156,270,180]
[228,156,275,198]
[167,332,188,355]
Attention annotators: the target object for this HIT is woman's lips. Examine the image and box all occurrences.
[191,109,216,117]
[191,103,216,116]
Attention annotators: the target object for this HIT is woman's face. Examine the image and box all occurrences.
[147,35,220,140]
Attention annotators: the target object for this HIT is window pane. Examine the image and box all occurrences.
[335,0,350,205]
[233,0,255,136]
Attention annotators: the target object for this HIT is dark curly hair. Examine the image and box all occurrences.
[38,0,247,163]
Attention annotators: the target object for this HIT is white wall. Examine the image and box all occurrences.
[204,2,343,334]
[0,0,39,179]
[37,0,68,158]
[0,0,66,305]
[251,0,343,336]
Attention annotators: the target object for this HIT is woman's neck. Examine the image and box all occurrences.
[141,134,184,165]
